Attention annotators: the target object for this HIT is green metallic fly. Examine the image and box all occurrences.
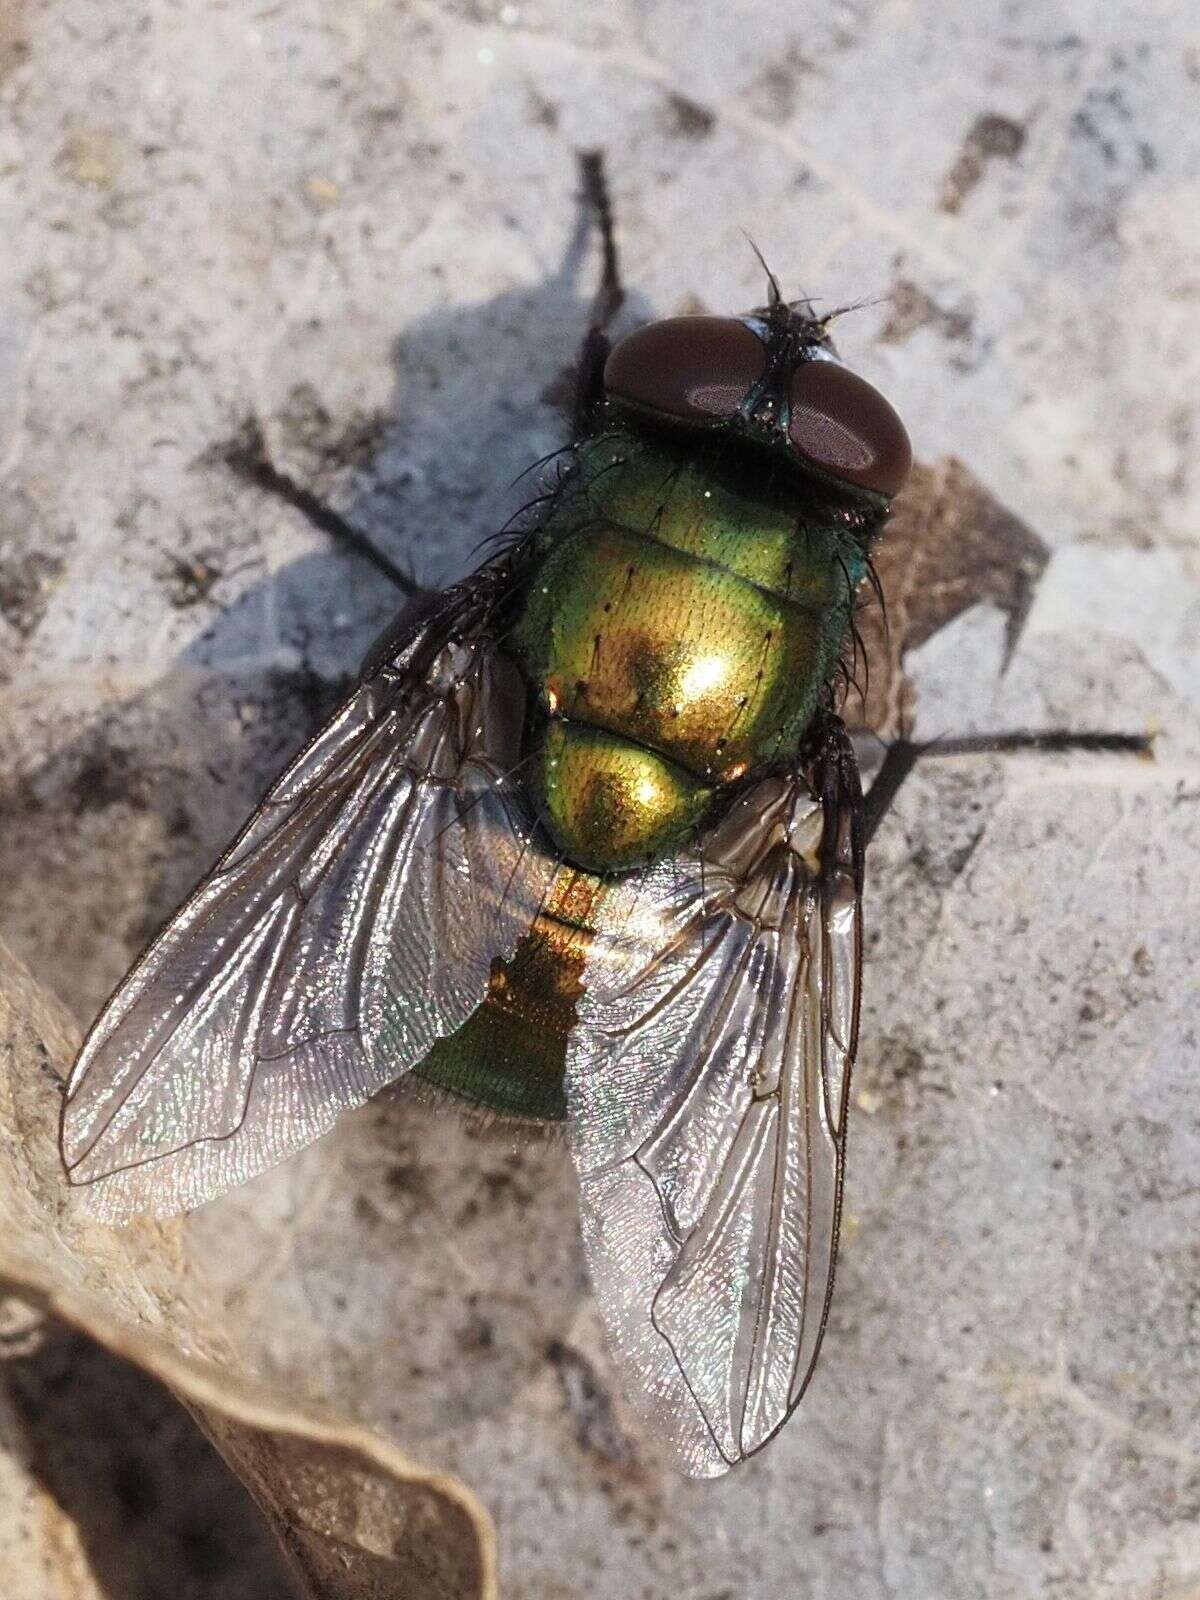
[59,156,1146,1477]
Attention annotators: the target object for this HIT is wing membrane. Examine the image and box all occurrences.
[567,733,863,1477]
[61,588,557,1219]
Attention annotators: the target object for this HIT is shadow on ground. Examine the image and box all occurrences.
[0,219,654,1512]
[3,1321,298,1600]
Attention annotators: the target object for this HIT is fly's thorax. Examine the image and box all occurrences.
[561,433,868,604]
[509,433,866,873]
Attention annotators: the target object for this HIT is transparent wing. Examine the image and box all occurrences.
[566,728,863,1477]
[61,584,558,1220]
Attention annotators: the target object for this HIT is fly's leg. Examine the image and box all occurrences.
[220,419,423,599]
[223,156,625,571]
[862,729,1154,846]
[580,150,624,333]
[572,150,626,433]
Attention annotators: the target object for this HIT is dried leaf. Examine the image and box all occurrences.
[0,940,498,1600]
[847,456,1049,736]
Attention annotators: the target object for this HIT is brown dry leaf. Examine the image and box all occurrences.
[0,940,498,1600]
[847,456,1049,736]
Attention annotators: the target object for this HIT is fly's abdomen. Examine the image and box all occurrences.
[511,435,862,874]
[534,716,714,876]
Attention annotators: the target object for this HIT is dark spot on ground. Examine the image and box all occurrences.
[0,548,63,639]
[545,1338,641,1474]
[0,485,73,642]
[0,0,29,83]
[857,1030,949,1117]
[209,395,389,500]
[276,383,390,480]
[255,661,350,747]
[939,113,1027,213]
[385,1160,425,1197]
[71,742,153,814]
[166,803,193,838]
[162,552,222,608]
[892,1042,926,1083]
[527,88,559,129]
[1071,79,1157,174]
[753,65,797,119]
[879,279,973,345]
[997,32,1082,57]
[476,1152,537,1211]
[749,47,819,120]
[457,1299,495,1354]
[665,92,716,138]
[905,811,987,891]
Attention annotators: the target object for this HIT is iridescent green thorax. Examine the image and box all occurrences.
[508,429,869,873]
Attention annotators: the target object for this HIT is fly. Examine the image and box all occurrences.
[59,155,1149,1478]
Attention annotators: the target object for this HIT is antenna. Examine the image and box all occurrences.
[742,232,783,308]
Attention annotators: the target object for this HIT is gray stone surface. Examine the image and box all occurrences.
[1,2,1198,1596]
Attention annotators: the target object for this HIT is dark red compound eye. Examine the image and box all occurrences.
[788,359,912,497]
[603,316,766,422]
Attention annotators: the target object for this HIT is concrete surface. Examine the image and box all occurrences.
[1,2,1198,1596]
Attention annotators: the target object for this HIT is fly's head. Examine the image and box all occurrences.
[601,288,912,509]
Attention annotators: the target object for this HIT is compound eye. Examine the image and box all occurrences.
[604,316,766,422]
[788,360,911,496]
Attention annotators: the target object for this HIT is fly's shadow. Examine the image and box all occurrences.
[7,155,650,1012]
[0,156,653,1449]
[212,150,649,686]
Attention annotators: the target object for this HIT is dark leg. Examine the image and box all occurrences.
[219,420,423,599]
[863,729,1154,846]
[579,151,624,335]
[572,151,626,432]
